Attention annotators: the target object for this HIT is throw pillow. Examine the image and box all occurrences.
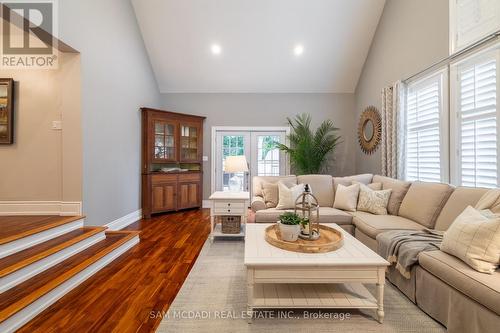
[372,175,411,215]
[333,183,360,212]
[276,182,305,210]
[356,183,392,215]
[261,182,279,208]
[440,206,500,274]
[367,182,382,191]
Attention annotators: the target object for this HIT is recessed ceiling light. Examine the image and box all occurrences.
[294,44,304,56]
[211,44,222,55]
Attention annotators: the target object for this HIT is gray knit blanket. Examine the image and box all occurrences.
[376,229,443,279]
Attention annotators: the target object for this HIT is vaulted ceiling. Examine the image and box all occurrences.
[132,0,385,93]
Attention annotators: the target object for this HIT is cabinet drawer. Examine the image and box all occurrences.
[178,173,201,182]
[151,174,177,183]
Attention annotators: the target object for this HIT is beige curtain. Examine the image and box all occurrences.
[381,81,405,179]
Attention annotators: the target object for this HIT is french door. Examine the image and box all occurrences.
[214,128,288,194]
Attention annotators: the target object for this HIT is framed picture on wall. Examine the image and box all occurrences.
[0,78,14,144]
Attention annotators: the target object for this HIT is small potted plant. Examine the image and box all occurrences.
[277,212,301,242]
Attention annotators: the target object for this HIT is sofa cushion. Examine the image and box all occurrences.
[333,173,373,189]
[352,211,425,238]
[398,182,454,229]
[418,250,500,316]
[255,207,352,225]
[252,175,297,197]
[297,175,334,207]
[372,175,411,215]
[434,187,489,231]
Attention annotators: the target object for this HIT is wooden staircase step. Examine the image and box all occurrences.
[0,216,85,245]
[0,231,139,323]
[0,227,107,278]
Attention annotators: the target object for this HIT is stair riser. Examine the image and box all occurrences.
[0,235,139,333]
[0,232,106,293]
[0,219,84,259]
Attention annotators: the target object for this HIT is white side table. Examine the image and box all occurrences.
[209,191,249,242]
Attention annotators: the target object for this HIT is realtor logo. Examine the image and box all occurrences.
[0,0,58,69]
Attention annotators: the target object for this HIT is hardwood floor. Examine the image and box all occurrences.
[18,209,211,333]
[0,215,84,244]
[0,227,106,277]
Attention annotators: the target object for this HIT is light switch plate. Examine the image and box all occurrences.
[52,121,62,130]
[202,155,209,162]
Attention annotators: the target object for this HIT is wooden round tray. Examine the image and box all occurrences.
[264,224,344,253]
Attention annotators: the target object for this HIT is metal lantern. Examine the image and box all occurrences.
[294,184,320,241]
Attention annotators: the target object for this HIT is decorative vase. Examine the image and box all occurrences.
[228,174,242,192]
[277,221,300,242]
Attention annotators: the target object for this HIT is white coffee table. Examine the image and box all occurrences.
[244,223,389,323]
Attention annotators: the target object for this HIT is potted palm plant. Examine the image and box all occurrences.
[275,114,341,174]
[277,212,301,242]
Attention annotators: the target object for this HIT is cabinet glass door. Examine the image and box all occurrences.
[180,123,200,161]
[154,121,176,161]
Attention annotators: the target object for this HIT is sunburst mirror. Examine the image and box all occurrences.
[358,106,382,154]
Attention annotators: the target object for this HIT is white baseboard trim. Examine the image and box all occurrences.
[0,201,82,216]
[202,200,211,209]
[105,209,142,231]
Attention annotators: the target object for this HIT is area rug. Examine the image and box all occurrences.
[156,240,445,333]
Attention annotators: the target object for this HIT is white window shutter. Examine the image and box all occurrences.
[405,74,444,182]
[457,57,498,188]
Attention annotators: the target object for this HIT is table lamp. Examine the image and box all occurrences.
[224,155,249,192]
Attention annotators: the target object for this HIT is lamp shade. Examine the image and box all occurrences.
[224,155,249,173]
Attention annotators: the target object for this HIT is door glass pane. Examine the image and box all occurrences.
[154,147,163,159]
[257,135,281,176]
[181,125,198,160]
[155,135,164,147]
[154,122,175,160]
[166,124,174,135]
[222,135,246,191]
[165,136,174,147]
[155,122,164,135]
[154,134,164,159]
[165,147,175,160]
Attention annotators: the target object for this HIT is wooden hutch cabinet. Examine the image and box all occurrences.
[141,108,205,218]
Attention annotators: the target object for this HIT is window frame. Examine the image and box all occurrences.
[404,68,450,183]
[449,0,500,54]
[450,45,500,187]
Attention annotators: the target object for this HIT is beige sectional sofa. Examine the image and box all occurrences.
[251,174,500,333]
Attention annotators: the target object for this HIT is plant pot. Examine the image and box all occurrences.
[277,221,300,242]
[301,223,310,235]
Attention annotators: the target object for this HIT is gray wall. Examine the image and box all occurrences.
[354,0,449,174]
[59,0,161,225]
[162,93,356,199]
